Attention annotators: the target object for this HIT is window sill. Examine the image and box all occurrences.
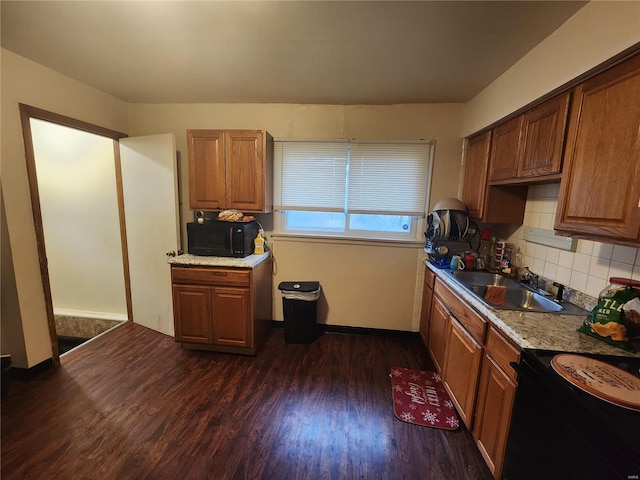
[269,232,424,248]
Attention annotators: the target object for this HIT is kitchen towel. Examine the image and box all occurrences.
[484,285,507,306]
[390,367,459,430]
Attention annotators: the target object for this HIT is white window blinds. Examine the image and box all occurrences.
[348,142,430,216]
[274,141,348,212]
[274,140,432,217]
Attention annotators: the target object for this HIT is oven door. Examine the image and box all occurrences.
[503,351,640,480]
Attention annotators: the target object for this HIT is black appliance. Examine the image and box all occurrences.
[503,349,640,480]
[187,220,260,257]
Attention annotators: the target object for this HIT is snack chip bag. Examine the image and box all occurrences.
[578,286,639,352]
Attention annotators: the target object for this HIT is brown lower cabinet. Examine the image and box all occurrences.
[171,259,272,355]
[434,279,486,429]
[419,266,435,345]
[442,315,483,429]
[473,326,520,479]
[424,273,520,479]
[427,295,449,375]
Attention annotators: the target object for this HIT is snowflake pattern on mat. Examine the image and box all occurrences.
[400,412,415,422]
[422,410,439,425]
[390,367,459,431]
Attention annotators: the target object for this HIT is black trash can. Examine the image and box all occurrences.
[278,281,321,344]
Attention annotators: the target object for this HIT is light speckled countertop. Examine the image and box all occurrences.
[426,261,639,358]
[168,252,270,268]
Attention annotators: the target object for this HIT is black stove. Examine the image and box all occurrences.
[527,348,640,382]
[503,348,640,480]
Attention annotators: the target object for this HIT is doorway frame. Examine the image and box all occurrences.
[19,104,130,366]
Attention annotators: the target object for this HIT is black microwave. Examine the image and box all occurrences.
[187,220,260,257]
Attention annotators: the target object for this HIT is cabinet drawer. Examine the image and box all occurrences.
[434,279,487,343]
[172,266,250,287]
[424,265,436,289]
[486,326,520,382]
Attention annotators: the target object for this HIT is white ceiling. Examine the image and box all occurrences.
[1,1,588,105]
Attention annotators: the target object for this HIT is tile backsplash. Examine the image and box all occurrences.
[498,183,640,300]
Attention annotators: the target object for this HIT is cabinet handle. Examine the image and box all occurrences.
[213,272,228,276]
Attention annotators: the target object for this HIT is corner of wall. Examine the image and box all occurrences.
[1,185,28,367]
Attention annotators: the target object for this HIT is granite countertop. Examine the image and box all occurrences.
[169,252,270,268]
[426,261,639,358]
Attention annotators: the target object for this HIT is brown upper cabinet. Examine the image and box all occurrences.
[462,131,527,224]
[488,116,523,182]
[188,129,273,213]
[462,131,492,220]
[488,92,570,183]
[463,92,570,224]
[555,54,640,245]
[517,91,571,178]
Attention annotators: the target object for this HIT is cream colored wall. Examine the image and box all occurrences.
[271,238,423,329]
[128,102,464,330]
[1,187,27,366]
[462,1,640,136]
[31,119,128,318]
[0,49,129,367]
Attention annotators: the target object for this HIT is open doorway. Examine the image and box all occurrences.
[20,104,180,365]
[30,118,129,354]
[20,105,131,362]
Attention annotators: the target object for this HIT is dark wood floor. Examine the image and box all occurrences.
[1,323,492,480]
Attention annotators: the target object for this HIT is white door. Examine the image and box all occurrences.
[119,134,179,336]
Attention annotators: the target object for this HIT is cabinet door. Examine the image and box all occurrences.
[462,131,491,221]
[188,130,226,210]
[225,131,265,212]
[556,54,640,243]
[419,284,433,346]
[427,296,450,374]
[212,286,252,348]
[488,115,523,182]
[442,315,483,428]
[473,354,517,479]
[172,284,213,344]
[517,92,570,178]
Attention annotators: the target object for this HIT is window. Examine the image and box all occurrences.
[274,140,433,240]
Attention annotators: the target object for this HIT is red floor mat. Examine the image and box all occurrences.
[390,367,459,430]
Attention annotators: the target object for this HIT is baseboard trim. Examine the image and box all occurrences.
[270,320,419,340]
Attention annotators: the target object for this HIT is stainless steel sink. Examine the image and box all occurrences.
[468,285,564,312]
[446,269,589,315]
[448,270,521,288]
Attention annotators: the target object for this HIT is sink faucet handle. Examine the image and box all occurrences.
[553,282,565,303]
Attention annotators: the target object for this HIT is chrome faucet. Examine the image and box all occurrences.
[520,267,539,290]
[518,267,540,293]
[531,273,540,291]
[519,266,532,283]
